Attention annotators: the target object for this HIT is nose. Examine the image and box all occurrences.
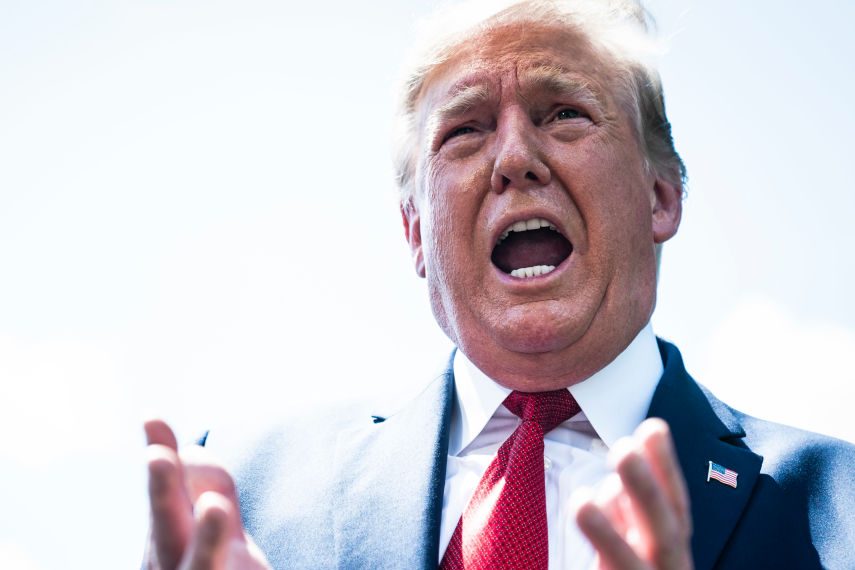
[490,109,551,193]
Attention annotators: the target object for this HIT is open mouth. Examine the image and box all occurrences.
[491,217,573,279]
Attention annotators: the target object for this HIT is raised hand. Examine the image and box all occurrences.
[144,419,271,570]
[574,418,693,570]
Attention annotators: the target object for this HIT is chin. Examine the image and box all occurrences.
[490,301,590,354]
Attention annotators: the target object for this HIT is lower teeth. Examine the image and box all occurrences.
[510,265,556,279]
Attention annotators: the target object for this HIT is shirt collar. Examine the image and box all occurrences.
[449,323,663,455]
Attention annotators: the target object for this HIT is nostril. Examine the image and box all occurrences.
[502,175,511,187]
[525,171,538,181]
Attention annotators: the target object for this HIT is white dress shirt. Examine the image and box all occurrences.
[439,324,664,568]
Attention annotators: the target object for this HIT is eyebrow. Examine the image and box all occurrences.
[432,83,493,123]
[519,65,606,112]
[425,65,606,134]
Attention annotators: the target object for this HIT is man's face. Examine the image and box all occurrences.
[403,23,682,390]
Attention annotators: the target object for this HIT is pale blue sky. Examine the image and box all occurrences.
[1,1,853,567]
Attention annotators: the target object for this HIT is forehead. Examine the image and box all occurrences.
[417,23,623,112]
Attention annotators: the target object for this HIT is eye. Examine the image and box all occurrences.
[445,125,476,140]
[554,107,583,121]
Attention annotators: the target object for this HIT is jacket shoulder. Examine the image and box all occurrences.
[654,340,855,568]
[201,401,379,569]
[730,408,855,569]
[729,408,855,481]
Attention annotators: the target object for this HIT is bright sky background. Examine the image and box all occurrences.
[1,1,853,568]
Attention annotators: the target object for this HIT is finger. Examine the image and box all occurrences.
[242,533,272,568]
[146,418,180,451]
[148,444,195,570]
[613,439,686,568]
[593,474,631,539]
[181,446,245,542]
[218,533,274,570]
[181,447,240,504]
[637,419,692,533]
[184,492,235,570]
[576,500,648,570]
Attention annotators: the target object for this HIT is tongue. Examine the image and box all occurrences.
[491,228,572,273]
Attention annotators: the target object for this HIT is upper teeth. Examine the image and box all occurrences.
[497,217,558,244]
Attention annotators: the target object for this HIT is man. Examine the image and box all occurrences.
[144,1,855,568]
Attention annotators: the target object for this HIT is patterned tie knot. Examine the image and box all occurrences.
[503,389,580,433]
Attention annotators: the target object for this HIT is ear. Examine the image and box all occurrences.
[401,198,426,278]
[650,176,683,244]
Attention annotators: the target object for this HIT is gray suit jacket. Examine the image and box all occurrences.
[205,341,855,569]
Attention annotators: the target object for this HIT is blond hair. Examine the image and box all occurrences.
[392,0,686,202]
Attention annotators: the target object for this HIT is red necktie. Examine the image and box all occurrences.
[440,389,581,570]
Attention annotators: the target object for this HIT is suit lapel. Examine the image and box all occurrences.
[331,341,760,569]
[648,341,763,570]
[332,358,455,570]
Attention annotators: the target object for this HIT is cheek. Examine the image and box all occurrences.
[419,194,463,288]
[561,158,654,286]
[577,148,652,234]
[423,162,490,261]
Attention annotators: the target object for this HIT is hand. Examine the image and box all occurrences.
[144,419,272,570]
[574,418,693,570]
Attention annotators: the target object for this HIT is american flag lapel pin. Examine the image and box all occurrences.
[707,461,738,488]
